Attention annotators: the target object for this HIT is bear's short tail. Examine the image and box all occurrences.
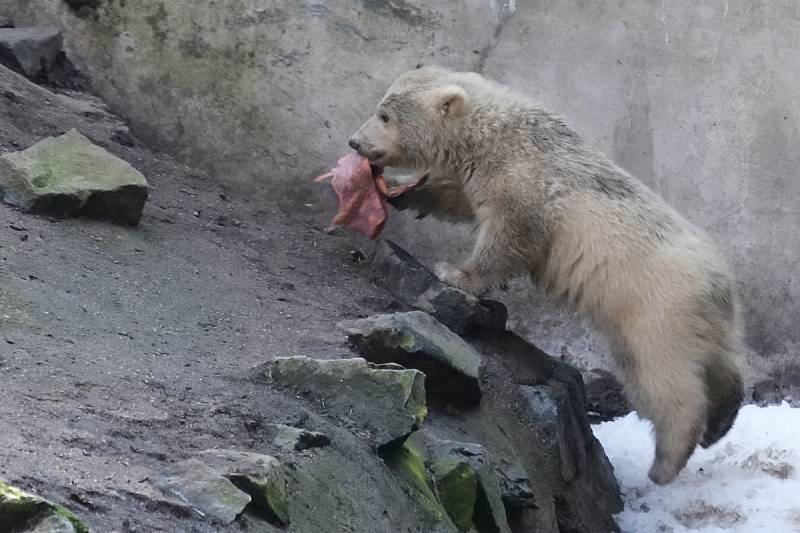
[700,355,744,448]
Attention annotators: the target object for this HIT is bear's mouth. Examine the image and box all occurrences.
[369,163,384,176]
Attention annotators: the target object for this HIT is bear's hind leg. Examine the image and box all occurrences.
[617,338,707,485]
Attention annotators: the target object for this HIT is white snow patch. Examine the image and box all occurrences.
[593,403,800,533]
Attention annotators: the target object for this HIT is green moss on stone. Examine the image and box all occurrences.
[0,480,89,533]
[382,442,445,521]
[430,458,478,532]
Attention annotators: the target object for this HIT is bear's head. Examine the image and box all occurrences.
[349,66,468,173]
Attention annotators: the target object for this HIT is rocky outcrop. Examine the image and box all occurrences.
[0,129,149,224]
[254,242,622,532]
[469,329,622,532]
[345,241,621,532]
[0,480,88,533]
[339,311,482,404]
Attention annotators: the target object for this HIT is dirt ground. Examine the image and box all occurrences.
[0,65,405,531]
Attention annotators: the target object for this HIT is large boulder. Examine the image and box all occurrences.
[0,480,88,533]
[259,356,427,448]
[0,129,149,225]
[339,311,482,405]
[370,240,507,335]
[0,27,61,81]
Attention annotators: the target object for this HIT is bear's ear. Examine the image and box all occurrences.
[431,85,467,118]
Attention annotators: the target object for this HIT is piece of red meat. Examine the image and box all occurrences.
[315,151,420,239]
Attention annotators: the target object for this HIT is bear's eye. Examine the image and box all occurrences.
[379,112,390,124]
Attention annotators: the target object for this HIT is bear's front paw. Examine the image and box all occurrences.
[434,262,487,296]
[434,262,464,286]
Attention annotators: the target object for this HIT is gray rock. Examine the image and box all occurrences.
[265,423,330,452]
[198,450,289,526]
[0,27,61,80]
[260,356,427,448]
[0,480,88,533]
[370,240,507,335]
[339,311,482,405]
[0,129,149,225]
[495,459,535,511]
[153,458,251,524]
[468,329,623,533]
[0,17,13,29]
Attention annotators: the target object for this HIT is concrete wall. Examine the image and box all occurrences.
[3,0,798,382]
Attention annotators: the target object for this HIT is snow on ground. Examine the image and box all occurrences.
[593,403,800,533]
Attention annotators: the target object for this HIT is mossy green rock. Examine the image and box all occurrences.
[339,311,483,405]
[0,129,149,225]
[198,450,289,526]
[381,442,451,525]
[153,459,251,524]
[429,458,478,532]
[406,432,513,533]
[0,480,89,533]
[262,357,427,447]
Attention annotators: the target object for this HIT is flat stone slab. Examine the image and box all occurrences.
[0,129,149,225]
[370,240,507,335]
[260,356,427,447]
[0,480,88,533]
[153,458,251,524]
[0,27,62,80]
[339,311,482,405]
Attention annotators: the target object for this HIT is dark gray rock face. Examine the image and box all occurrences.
[370,240,507,335]
[339,311,482,405]
[0,27,61,81]
[258,356,427,448]
[468,330,623,533]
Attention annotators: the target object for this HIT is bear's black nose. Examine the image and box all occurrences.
[348,139,361,151]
